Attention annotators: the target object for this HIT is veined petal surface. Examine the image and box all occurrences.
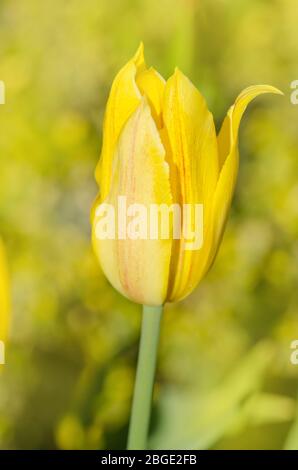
[96,44,145,201]
[136,67,165,128]
[93,99,173,306]
[163,69,218,301]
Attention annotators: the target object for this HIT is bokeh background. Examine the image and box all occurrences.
[0,0,298,450]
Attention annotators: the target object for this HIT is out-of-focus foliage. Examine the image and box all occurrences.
[0,0,297,449]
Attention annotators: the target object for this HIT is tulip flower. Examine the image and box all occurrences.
[91,44,281,449]
[0,238,9,366]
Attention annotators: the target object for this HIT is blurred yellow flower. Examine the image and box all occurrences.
[0,238,9,356]
[92,43,281,306]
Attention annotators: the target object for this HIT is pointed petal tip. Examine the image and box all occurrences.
[133,42,145,66]
[136,41,144,53]
[130,95,150,119]
[168,67,188,85]
[253,84,284,96]
[269,85,284,96]
[266,85,285,96]
[173,66,184,78]
[236,84,284,102]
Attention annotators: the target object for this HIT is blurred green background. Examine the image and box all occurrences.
[0,0,298,450]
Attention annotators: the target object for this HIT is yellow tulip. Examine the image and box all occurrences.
[92,43,281,307]
[0,238,9,364]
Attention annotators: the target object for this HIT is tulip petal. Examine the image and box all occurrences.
[92,99,173,306]
[136,67,165,128]
[95,43,145,200]
[163,69,219,301]
[211,85,283,262]
[217,85,283,170]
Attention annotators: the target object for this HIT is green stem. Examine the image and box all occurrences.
[127,305,163,450]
